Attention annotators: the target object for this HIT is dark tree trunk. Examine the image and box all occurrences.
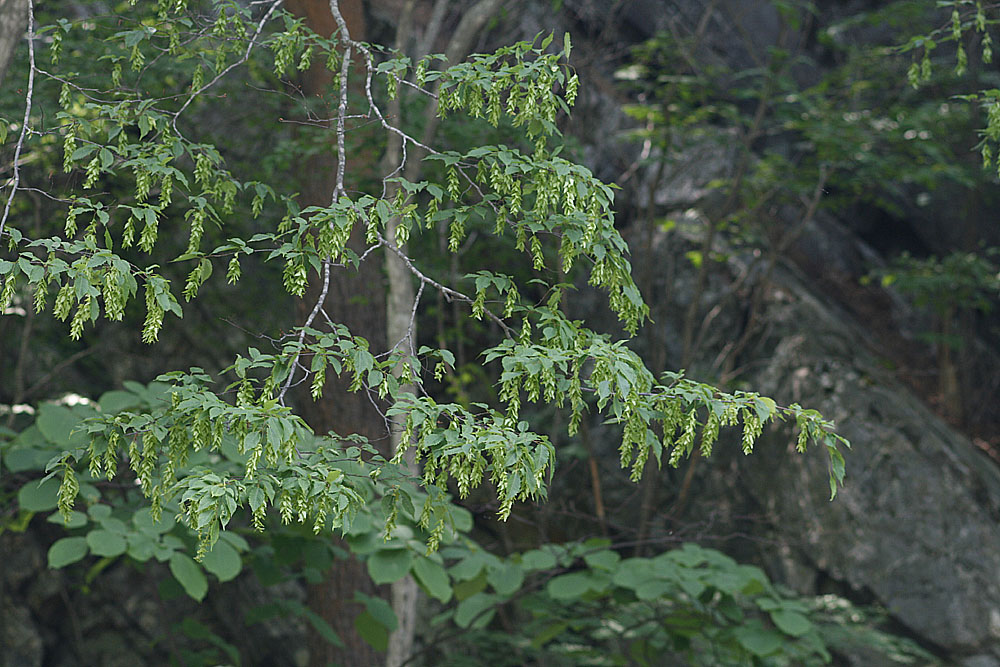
[0,0,27,87]
[283,2,388,666]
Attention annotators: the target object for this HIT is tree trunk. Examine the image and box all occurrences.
[284,2,388,666]
[0,0,26,87]
[381,2,419,663]
[380,3,503,662]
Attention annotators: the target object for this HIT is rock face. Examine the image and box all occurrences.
[547,0,1000,660]
[738,261,1000,663]
[610,222,1000,664]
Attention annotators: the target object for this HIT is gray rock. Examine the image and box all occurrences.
[642,234,1000,661]
[0,600,42,667]
[961,656,1000,667]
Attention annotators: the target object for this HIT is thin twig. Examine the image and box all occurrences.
[171,0,283,135]
[278,0,357,404]
[1,0,36,243]
[278,258,333,404]
[377,230,515,337]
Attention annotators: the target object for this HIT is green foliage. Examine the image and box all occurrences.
[0,1,871,663]
[0,384,899,662]
[622,4,983,235]
[900,2,1000,175]
[419,540,930,666]
[0,1,846,564]
[2,386,253,599]
[876,250,1000,319]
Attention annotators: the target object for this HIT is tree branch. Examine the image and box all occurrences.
[0,0,34,243]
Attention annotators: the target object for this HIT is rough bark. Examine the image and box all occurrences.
[283,2,388,666]
[0,0,26,87]
[381,2,419,663]
[380,2,504,663]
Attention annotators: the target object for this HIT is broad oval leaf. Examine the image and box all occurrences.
[412,556,452,603]
[126,532,157,562]
[47,510,87,529]
[734,623,784,657]
[611,558,655,590]
[48,537,89,568]
[169,552,208,601]
[5,445,50,473]
[487,561,524,596]
[771,609,812,637]
[367,548,413,584]
[36,403,88,446]
[133,507,176,534]
[454,592,500,629]
[450,552,489,581]
[18,478,60,512]
[201,539,242,582]
[98,390,143,414]
[520,548,557,571]
[546,571,592,600]
[583,549,621,571]
[86,529,127,557]
[635,579,674,601]
[355,610,389,651]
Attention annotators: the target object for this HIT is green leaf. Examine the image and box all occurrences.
[486,561,524,596]
[18,478,60,511]
[532,620,569,648]
[452,571,487,600]
[669,543,708,567]
[70,145,96,161]
[367,548,413,584]
[546,571,592,600]
[450,552,488,580]
[5,443,51,473]
[754,396,777,422]
[412,556,452,602]
[355,591,397,631]
[450,505,473,532]
[520,548,557,571]
[36,403,86,446]
[133,507,175,534]
[302,606,343,647]
[169,552,208,601]
[47,510,87,529]
[302,541,333,572]
[99,517,128,535]
[355,610,389,651]
[454,592,499,628]
[770,609,812,637]
[734,623,784,657]
[583,549,621,571]
[201,539,242,582]
[48,537,89,568]
[635,579,674,600]
[99,390,143,413]
[611,558,655,590]
[86,529,127,557]
[126,532,157,562]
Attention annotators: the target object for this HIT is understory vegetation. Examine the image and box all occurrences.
[2,1,997,665]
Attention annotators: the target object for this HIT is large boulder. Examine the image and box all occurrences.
[636,227,1000,664]
[739,264,1000,663]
